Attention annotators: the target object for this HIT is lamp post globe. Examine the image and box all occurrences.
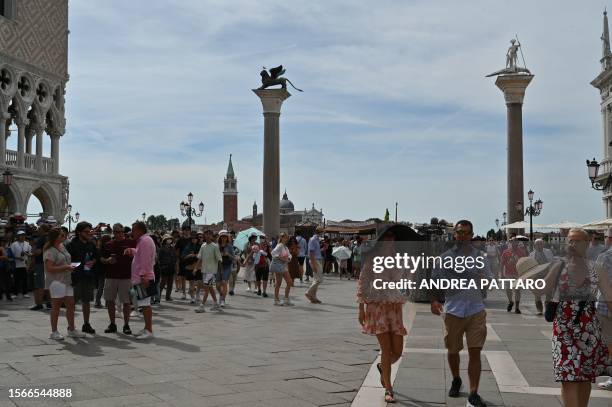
[587,158,600,181]
[2,170,12,186]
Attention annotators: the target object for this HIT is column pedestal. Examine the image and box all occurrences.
[495,73,533,235]
[252,88,291,239]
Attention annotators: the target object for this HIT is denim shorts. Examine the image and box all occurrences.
[218,264,232,282]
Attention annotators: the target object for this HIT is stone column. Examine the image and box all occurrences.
[607,105,612,159]
[252,88,291,239]
[50,132,60,174]
[35,126,44,172]
[16,117,29,168]
[495,74,533,234]
[25,127,33,155]
[0,112,9,166]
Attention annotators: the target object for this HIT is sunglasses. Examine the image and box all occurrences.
[455,230,472,236]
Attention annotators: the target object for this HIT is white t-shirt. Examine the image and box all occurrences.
[11,240,31,268]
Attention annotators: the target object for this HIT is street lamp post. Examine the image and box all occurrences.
[586,158,612,190]
[2,170,12,218]
[64,204,80,233]
[522,189,543,242]
[179,192,204,229]
[142,212,146,222]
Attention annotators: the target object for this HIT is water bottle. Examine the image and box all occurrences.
[84,253,91,271]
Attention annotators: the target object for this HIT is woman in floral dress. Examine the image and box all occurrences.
[541,229,609,407]
[357,224,423,403]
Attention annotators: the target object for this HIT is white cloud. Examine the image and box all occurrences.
[45,0,608,233]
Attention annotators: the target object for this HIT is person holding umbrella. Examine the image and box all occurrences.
[333,241,352,280]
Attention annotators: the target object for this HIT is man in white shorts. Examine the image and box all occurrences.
[124,221,156,339]
[194,230,221,313]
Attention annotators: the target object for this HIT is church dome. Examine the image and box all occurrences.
[280,190,294,213]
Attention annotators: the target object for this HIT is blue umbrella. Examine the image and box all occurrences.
[234,227,264,252]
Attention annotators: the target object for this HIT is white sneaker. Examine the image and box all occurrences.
[49,331,64,340]
[220,299,226,308]
[194,305,206,313]
[130,310,137,317]
[274,299,283,306]
[598,377,612,390]
[67,329,86,338]
[134,329,153,340]
[284,298,294,306]
[23,294,30,299]
[246,287,251,292]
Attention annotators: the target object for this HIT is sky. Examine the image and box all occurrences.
[26,0,612,234]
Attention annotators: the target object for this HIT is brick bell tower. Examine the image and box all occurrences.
[223,154,238,224]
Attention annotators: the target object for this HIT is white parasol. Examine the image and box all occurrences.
[332,246,352,260]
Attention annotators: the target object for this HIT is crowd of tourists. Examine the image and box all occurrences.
[0,220,367,339]
[358,221,612,406]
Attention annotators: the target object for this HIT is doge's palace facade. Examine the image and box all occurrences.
[0,0,69,220]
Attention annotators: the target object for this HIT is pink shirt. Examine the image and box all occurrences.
[128,234,156,284]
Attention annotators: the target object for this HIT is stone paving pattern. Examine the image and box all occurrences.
[392,291,611,407]
[0,278,377,407]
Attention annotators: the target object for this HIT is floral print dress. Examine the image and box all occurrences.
[357,277,407,336]
[551,264,609,382]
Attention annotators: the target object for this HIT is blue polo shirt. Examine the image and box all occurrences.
[308,234,322,261]
[431,244,493,318]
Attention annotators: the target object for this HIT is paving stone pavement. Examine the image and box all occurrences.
[0,277,376,407]
[389,290,612,407]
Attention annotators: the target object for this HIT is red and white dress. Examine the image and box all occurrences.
[551,265,609,382]
[357,277,407,336]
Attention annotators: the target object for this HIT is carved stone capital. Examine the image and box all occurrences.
[494,74,534,105]
[252,88,291,113]
[14,116,30,127]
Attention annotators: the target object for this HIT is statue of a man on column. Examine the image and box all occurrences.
[506,39,520,70]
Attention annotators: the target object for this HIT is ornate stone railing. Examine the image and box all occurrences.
[4,149,54,174]
[5,150,17,166]
[24,153,36,170]
[41,157,54,174]
[601,159,612,176]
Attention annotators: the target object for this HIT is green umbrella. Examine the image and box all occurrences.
[234,227,265,252]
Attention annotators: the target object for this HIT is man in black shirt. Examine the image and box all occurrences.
[175,225,191,300]
[30,224,51,310]
[66,221,99,335]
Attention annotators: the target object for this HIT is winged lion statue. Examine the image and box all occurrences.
[258,65,303,92]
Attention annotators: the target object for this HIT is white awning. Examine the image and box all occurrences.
[502,220,545,229]
[581,219,612,230]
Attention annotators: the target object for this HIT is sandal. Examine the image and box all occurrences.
[376,362,383,386]
[384,389,396,403]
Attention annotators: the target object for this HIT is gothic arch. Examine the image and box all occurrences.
[0,184,23,217]
[24,181,59,218]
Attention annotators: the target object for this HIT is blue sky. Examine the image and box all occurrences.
[27,0,610,234]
